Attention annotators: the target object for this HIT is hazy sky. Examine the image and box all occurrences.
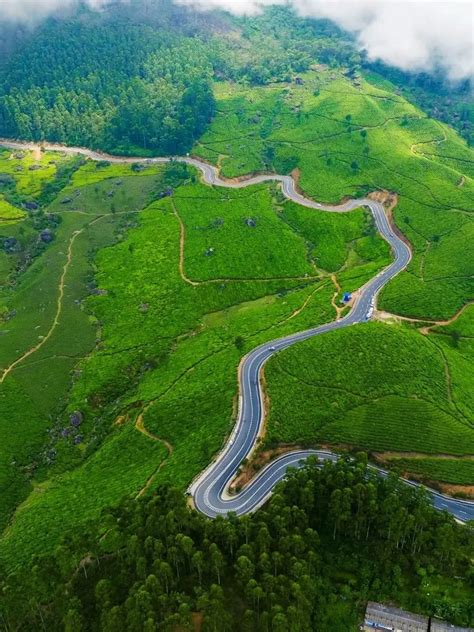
[1,0,473,81]
[0,0,109,22]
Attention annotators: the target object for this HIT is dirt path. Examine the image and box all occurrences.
[135,409,173,454]
[375,300,473,333]
[280,282,328,323]
[0,228,82,384]
[419,301,473,335]
[134,406,173,499]
[171,200,199,287]
[330,274,344,319]
[0,215,111,383]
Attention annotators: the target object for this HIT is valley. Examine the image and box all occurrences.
[0,3,472,628]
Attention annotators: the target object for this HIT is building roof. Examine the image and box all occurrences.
[363,602,428,632]
[430,621,474,632]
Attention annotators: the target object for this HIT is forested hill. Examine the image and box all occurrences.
[0,17,217,155]
[0,3,358,155]
[0,1,471,153]
[2,459,473,630]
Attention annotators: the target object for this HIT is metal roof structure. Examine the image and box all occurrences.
[431,621,474,632]
[362,602,428,632]
[361,603,474,632]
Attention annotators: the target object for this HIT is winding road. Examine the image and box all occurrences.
[2,139,473,523]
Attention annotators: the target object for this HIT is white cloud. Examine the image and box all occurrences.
[178,0,474,81]
[0,0,111,23]
[1,0,472,80]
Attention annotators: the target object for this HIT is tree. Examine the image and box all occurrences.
[209,543,224,585]
[236,555,255,586]
[450,330,461,348]
[262,145,276,167]
[192,550,205,586]
[234,335,245,351]
[64,608,84,632]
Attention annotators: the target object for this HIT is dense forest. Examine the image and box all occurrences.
[0,2,471,153]
[0,20,216,155]
[1,458,472,631]
[0,4,473,630]
[0,3,360,155]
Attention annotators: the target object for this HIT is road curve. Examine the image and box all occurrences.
[2,139,473,523]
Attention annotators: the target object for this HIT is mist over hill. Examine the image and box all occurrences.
[2,0,473,82]
[0,0,471,153]
[0,2,473,630]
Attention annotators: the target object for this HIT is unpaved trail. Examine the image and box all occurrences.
[330,274,344,319]
[419,301,474,335]
[2,139,472,522]
[0,214,109,383]
[135,409,173,455]
[0,229,82,384]
[375,300,473,334]
[281,282,328,323]
[172,200,199,287]
[135,406,173,499]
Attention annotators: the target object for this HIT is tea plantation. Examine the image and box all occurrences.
[0,66,472,569]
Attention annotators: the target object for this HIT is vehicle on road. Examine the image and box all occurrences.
[6,141,469,524]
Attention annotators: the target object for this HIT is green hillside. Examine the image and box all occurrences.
[195,73,473,320]
[0,63,473,572]
[0,148,394,565]
[0,6,472,627]
[266,322,473,460]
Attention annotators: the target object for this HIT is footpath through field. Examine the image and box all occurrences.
[1,139,472,524]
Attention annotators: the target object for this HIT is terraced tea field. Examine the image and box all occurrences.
[0,66,472,567]
[265,315,474,488]
[195,70,474,320]
[0,149,392,565]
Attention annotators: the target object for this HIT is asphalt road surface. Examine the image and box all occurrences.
[2,140,472,523]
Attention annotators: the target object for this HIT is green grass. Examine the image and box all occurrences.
[0,196,25,223]
[386,457,474,486]
[0,171,165,531]
[0,178,389,568]
[265,322,473,455]
[0,147,65,197]
[194,70,474,319]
